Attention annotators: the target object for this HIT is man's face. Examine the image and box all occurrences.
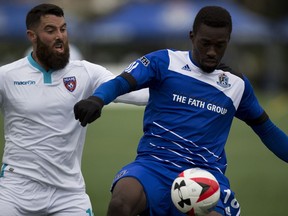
[32,15,70,70]
[190,24,230,73]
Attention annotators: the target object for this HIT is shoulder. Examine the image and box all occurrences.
[0,58,28,74]
[143,49,175,60]
[145,49,186,59]
[216,63,255,92]
[216,63,244,80]
[142,49,185,66]
[68,60,111,74]
[67,60,115,82]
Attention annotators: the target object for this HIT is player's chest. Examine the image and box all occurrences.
[156,72,236,110]
[4,73,79,112]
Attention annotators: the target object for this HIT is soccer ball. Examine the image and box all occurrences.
[171,168,220,216]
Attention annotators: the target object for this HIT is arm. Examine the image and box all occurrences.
[110,72,148,106]
[114,88,148,106]
[74,50,166,126]
[74,73,136,127]
[93,72,137,105]
[235,75,288,162]
[251,118,288,162]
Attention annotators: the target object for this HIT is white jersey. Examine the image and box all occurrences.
[0,54,147,190]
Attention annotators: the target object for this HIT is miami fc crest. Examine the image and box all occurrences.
[217,73,231,88]
[63,76,77,92]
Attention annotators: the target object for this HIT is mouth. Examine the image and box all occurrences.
[203,59,218,67]
[53,42,64,53]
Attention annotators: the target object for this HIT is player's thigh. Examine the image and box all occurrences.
[218,187,241,215]
[51,208,93,216]
[50,190,94,216]
[208,211,222,216]
[0,200,19,216]
[111,177,146,213]
[0,176,18,216]
[0,171,48,216]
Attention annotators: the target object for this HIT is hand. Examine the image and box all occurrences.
[74,96,104,127]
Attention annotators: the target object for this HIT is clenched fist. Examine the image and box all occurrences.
[74,96,104,127]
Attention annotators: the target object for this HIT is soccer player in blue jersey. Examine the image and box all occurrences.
[74,6,288,216]
[0,3,148,216]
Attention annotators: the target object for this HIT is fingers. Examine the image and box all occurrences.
[74,101,88,126]
[81,112,90,127]
[81,110,101,127]
[81,118,88,127]
[74,103,80,120]
[74,100,102,127]
[74,101,87,122]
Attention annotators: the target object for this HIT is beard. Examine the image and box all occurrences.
[192,48,218,73]
[36,37,70,70]
[199,64,216,73]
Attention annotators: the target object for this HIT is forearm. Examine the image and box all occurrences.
[115,88,149,106]
[93,75,131,105]
[251,119,288,162]
[74,73,140,127]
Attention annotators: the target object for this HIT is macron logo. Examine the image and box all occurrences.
[181,64,191,71]
[14,80,36,86]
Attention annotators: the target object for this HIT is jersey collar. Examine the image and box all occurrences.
[27,52,54,74]
[189,51,201,68]
[27,52,53,84]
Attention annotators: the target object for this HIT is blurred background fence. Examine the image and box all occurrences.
[0,0,287,92]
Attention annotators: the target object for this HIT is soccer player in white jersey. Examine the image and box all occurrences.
[0,3,148,216]
[74,6,288,216]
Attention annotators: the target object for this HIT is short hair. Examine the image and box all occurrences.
[193,6,232,34]
[26,3,64,30]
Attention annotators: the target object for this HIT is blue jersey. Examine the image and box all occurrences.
[93,48,286,215]
[122,49,265,175]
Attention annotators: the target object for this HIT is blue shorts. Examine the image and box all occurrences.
[111,159,241,216]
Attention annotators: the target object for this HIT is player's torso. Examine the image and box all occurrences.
[135,50,245,170]
[0,58,96,188]
[145,50,243,140]
[1,59,90,131]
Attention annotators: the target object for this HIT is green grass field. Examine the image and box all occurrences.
[0,92,287,215]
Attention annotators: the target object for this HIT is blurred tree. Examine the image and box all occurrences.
[236,0,288,19]
[49,0,130,19]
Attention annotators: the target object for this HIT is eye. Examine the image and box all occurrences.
[60,28,66,33]
[215,43,226,49]
[44,27,55,34]
[60,24,67,33]
[200,42,210,48]
[199,39,210,48]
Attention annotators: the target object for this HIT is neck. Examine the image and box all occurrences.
[32,51,49,71]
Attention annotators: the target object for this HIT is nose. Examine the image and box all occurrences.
[55,29,65,40]
[206,46,217,58]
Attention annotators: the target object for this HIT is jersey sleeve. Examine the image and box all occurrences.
[82,60,115,91]
[251,119,288,162]
[0,66,3,105]
[123,49,169,89]
[92,50,169,105]
[114,50,170,104]
[235,75,268,125]
[235,74,288,162]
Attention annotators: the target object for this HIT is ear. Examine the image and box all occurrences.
[26,30,37,43]
[189,31,194,41]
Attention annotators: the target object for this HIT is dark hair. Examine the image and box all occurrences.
[26,3,64,30]
[193,6,232,34]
